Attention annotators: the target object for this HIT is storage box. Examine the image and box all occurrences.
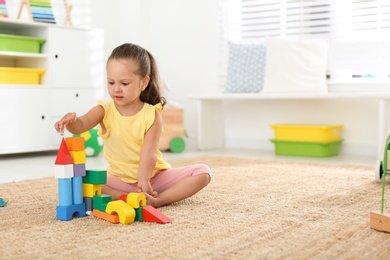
[270,124,343,142]
[270,139,343,157]
[0,34,46,53]
[0,67,45,84]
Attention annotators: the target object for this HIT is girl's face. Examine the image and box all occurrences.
[107,59,149,113]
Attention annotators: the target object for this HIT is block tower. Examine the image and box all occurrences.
[54,138,87,220]
[54,137,172,224]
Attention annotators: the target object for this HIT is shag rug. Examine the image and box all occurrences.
[1,156,390,259]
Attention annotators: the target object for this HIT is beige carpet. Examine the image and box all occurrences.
[1,156,390,259]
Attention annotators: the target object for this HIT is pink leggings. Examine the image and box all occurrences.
[104,164,211,194]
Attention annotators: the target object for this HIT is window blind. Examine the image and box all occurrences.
[241,0,334,39]
[219,0,390,85]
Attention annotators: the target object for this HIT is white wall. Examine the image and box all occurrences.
[89,0,381,155]
[90,0,220,149]
[6,0,381,155]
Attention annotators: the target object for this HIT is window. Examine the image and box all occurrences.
[219,0,390,84]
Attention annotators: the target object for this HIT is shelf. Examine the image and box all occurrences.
[0,51,48,59]
[0,84,48,89]
[188,92,390,100]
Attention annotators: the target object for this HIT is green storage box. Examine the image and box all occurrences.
[270,139,343,157]
[0,34,46,53]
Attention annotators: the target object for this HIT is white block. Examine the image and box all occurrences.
[54,164,74,179]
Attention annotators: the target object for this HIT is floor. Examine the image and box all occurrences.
[0,148,377,184]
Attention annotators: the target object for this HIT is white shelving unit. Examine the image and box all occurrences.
[0,19,104,154]
[189,91,390,159]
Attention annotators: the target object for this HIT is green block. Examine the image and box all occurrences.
[93,194,112,212]
[83,170,107,184]
[135,207,143,222]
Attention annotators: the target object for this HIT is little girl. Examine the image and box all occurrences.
[54,43,211,207]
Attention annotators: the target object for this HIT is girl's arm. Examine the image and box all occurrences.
[54,105,105,135]
[136,109,163,196]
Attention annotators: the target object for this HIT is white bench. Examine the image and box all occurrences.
[188,90,390,159]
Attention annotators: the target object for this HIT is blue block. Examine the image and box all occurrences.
[58,178,72,206]
[56,203,86,221]
[74,164,86,177]
[72,176,83,204]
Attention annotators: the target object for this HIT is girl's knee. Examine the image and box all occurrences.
[195,164,212,183]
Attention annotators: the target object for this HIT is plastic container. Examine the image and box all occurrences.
[270,139,343,157]
[270,124,343,142]
[0,67,45,84]
[0,34,46,53]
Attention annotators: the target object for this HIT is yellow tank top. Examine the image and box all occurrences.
[97,100,171,183]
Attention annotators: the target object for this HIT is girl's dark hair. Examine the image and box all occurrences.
[107,43,166,106]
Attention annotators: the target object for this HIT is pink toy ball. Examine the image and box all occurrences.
[73,128,104,157]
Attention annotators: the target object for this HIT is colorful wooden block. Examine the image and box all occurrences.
[56,203,86,221]
[82,183,101,198]
[93,209,119,224]
[69,150,86,164]
[93,194,112,212]
[54,164,74,179]
[83,170,107,184]
[135,207,143,222]
[72,176,83,204]
[126,192,146,209]
[142,205,172,224]
[84,197,93,212]
[73,164,86,177]
[65,137,84,151]
[106,200,135,224]
[55,138,73,165]
[119,194,127,202]
[58,178,72,206]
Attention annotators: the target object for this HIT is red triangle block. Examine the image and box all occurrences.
[55,138,74,165]
[142,205,172,224]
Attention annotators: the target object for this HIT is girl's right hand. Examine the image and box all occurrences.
[54,112,77,136]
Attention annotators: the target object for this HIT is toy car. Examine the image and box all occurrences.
[158,107,186,153]
[375,134,390,182]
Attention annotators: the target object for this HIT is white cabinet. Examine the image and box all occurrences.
[0,88,49,153]
[48,27,104,89]
[0,20,104,154]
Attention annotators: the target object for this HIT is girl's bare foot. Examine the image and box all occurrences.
[144,193,161,208]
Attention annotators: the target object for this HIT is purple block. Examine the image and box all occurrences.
[74,163,86,177]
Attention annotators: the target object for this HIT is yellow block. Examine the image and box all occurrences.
[126,192,146,209]
[106,200,135,224]
[83,183,101,198]
[69,150,86,164]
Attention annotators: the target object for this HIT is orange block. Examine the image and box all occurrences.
[65,137,85,151]
[93,209,119,224]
